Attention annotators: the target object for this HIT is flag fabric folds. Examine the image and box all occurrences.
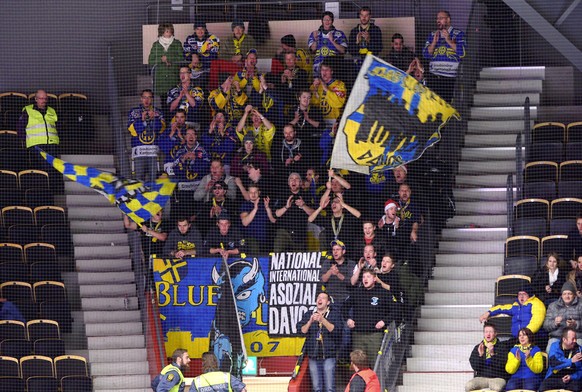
[37,147,175,225]
[330,54,460,174]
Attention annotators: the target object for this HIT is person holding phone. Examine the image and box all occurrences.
[543,281,582,352]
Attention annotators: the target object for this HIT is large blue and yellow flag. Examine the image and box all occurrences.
[330,54,460,174]
[37,148,175,225]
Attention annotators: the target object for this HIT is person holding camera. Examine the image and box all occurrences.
[543,281,582,352]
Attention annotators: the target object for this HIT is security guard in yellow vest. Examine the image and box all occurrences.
[19,90,59,149]
[154,348,190,392]
[191,352,246,392]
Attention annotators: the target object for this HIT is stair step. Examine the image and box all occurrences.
[87,335,145,350]
[415,331,483,344]
[66,193,112,207]
[81,296,138,311]
[453,188,512,201]
[78,272,135,285]
[457,160,517,175]
[68,206,121,221]
[471,106,537,120]
[410,344,474,358]
[456,174,515,187]
[473,92,539,106]
[65,180,100,195]
[435,253,504,267]
[476,79,543,93]
[73,233,128,246]
[80,310,141,324]
[433,266,503,279]
[92,374,151,390]
[407,357,472,372]
[61,154,115,167]
[428,279,495,292]
[76,258,132,272]
[86,322,143,337]
[464,133,519,147]
[70,220,124,233]
[438,240,505,254]
[424,292,494,306]
[455,201,506,215]
[467,120,531,133]
[417,318,484,332]
[420,305,491,319]
[441,228,507,241]
[87,348,147,363]
[479,66,545,80]
[446,214,507,228]
[91,361,149,376]
[399,372,474,392]
[79,284,136,298]
[75,245,130,260]
[460,147,522,161]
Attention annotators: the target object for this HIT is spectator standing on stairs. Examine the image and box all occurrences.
[465,322,510,392]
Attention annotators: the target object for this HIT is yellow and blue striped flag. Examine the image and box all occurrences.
[37,148,176,225]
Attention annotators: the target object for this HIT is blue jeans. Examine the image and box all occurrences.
[505,375,541,391]
[309,357,336,392]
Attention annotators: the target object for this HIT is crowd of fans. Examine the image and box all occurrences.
[125,8,467,392]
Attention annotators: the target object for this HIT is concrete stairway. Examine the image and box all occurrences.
[397,66,544,391]
[62,154,151,392]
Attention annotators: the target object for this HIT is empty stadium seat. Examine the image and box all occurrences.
[488,314,513,338]
[515,198,549,220]
[1,206,34,228]
[0,260,29,283]
[23,243,56,265]
[0,321,26,342]
[532,122,566,144]
[550,218,577,235]
[23,188,53,210]
[503,257,538,277]
[0,356,20,377]
[529,142,563,163]
[0,93,27,130]
[26,376,58,392]
[505,235,540,259]
[7,225,39,246]
[523,181,556,200]
[0,376,25,392]
[0,149,27,173]
[18,171,49,193]
[33,339,65,359]
[541,235,570,260]
[560,160,582,182]
[567,121,582,143]
[565,141,582,161]
[0,171,18,190]
[20,355,54,380]
[54,355,88,381]
[0,243,24,263]
[60,375,93,392]
[33,207,66,227]
[558,180,582,198]
[512,217,547,238]
[26,320,59,342]
[0,131,21,150]
[524,161,559,183]
[551,198,582,219]
[0,339,32,360]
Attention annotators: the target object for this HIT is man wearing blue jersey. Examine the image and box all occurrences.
[423,10,466,102]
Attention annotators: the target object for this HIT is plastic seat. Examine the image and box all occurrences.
[0,356,20,377]
[0,339,32,360]
[524,161,559,183]
[0,376,25,392]
[0,93,27,129]
[550,218,577,236]
[512,217,547,238]
[523,181,556,200]
[0,189,20,211]
[0,131,21,150]
[58,93,89,140]
[29,261,61,283]
[33,207,66,227]
[532,122,566,144]
[26,320,59,342]
[23,243,56,265]
[529,142,563,163]
[32,282,67,305]
[18,171,49,193]
[565,142,582,161]
[560,160,582,182]
[541,235,570,261]
[20,355,53,380]
[567,121,582,143]
[26,376,58,392]
[0,320,26,342]
[33,282,71,333]
[60,375,93,392]
[503,257,538,277]
[0,171,18,191]
[23,189,53,210]
[0,149,27,173]
[496,274,531,296]
[33,339,65,359]
[550,198,582,219]
[0,243,24,263]
[39,224,73,257]
[7,225,39,246]
[558,180,582,198]
[0,282,35,321]
[505,235,540,259]
[488,314,513,338]
[1,206,34,228]
[0,261,29,284]
[515,198,549,220]
[54,355,88,380]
